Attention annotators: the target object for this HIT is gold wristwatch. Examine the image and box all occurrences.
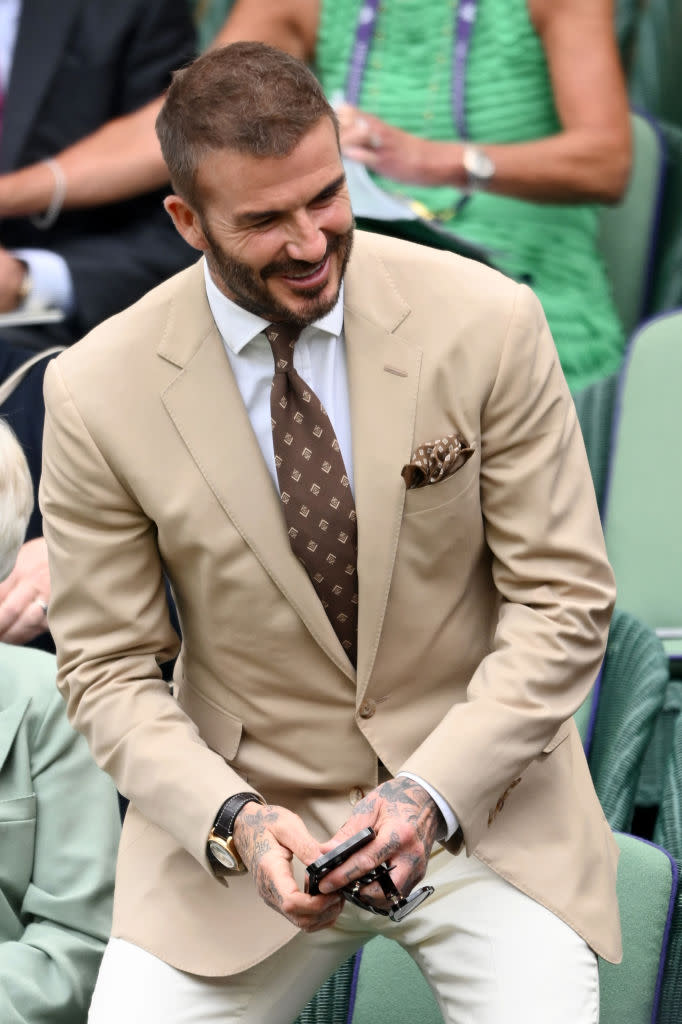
[206,792,266,874]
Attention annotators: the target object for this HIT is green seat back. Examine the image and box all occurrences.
[646,121,682,316]
[598,112,666,337]
[629,0,682,130]
[653,707,682,1024]
[572,371,619,515]
[588,608,669,831]
[602,309,682,661]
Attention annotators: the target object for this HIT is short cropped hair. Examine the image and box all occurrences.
[0,420,33,581]
[156,41,339,208]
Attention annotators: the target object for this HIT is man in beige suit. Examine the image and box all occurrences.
[40,43,619,1024]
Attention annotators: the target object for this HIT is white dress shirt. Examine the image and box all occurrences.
[0,0,73,314]
[203,261,458,839]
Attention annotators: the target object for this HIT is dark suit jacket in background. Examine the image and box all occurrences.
[0,0,197,351]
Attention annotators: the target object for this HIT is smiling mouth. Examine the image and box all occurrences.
[281,255,331,289]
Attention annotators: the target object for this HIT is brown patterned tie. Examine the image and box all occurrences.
[265,323,358,666]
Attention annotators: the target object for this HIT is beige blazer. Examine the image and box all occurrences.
[40,232,620,976]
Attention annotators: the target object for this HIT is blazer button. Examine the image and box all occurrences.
[359,699,376,719]
[349,786,365,806]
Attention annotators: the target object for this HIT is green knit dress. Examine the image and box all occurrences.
[316,0,625,392]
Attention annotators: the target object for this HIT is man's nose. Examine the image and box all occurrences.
[286,212,327,264]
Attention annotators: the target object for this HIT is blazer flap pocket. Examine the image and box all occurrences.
[0,794,37,824]
[176,684,242,762]
[542,720,572,754]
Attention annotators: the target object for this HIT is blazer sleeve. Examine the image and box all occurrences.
[401,283,616,852]
[0,659,120,1024]
[40,359,257,873]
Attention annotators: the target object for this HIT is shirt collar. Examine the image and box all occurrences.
[202,258,345,355]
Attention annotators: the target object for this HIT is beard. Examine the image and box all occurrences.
[202,221,354,328]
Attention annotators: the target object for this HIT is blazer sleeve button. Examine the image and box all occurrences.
[349,786,365,805]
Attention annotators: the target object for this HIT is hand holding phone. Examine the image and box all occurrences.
[306,827,375,895]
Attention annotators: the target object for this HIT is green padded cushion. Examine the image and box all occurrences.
[351,936,444,1024]
[600,833,677,1024]
[350,834,676,1024]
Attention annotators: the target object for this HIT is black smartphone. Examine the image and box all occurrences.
[306,827,375,895]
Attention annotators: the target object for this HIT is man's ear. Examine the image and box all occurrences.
[164,194,209,252]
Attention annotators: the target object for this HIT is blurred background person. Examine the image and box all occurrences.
[0,417,120,1023]
[0,0,631,393]
[0,0,196,354]
[0,0,198,649]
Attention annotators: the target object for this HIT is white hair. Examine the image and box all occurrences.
[0,419,34,581]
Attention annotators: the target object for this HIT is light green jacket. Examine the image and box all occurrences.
[0,644,120,1023]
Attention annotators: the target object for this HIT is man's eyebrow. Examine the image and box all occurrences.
[235,173,347,226]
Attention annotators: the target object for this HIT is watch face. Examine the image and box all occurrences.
[208,840,239,870]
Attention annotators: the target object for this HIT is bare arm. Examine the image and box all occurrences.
[342,0,631,204]
[0,0,318,218]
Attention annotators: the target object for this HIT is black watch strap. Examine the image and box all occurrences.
[211,792,265,841]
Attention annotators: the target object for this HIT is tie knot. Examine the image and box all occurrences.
[265,323,301,374]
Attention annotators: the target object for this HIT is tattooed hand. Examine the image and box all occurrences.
[315,778,446,910]
[232,803,344,933]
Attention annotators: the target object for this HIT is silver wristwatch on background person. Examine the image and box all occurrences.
[462,145,496,192]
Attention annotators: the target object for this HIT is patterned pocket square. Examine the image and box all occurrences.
[401,433,474,489]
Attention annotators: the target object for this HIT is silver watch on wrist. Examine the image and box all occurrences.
[462,145,495,193]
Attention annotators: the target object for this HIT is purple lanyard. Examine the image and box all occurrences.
[344,0,480,140]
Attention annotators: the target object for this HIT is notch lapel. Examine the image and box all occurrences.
[159,265,355,682]
[343,245,422,694]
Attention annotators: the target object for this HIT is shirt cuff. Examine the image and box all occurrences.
[397,771,459,840]
[12,247,74,314]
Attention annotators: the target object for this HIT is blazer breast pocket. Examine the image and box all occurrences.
[0,794,36,824]
[403,447,479,517]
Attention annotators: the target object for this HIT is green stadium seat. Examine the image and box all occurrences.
[587,608,670,831]
[653,704,682,1023]
[598,112,666,338]
[602,309,682,662]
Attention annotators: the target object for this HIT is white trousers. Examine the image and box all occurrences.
[89,848,599,1024]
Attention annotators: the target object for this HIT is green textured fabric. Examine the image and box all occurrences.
[599,832,678,1024]
[295,955,356,1024]
[572,371,619,515]
[316,0,625,391]
[588,608,669,832]
[615,0,645,71]
[629,0,682,130]
[603,310,682,638]
[637,679,682,807]
[653,707,682,1024]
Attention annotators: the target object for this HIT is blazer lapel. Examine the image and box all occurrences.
[0,696,30,772]
[343,242,422,693]
[160,264,355,682]
[2,0,83,171]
